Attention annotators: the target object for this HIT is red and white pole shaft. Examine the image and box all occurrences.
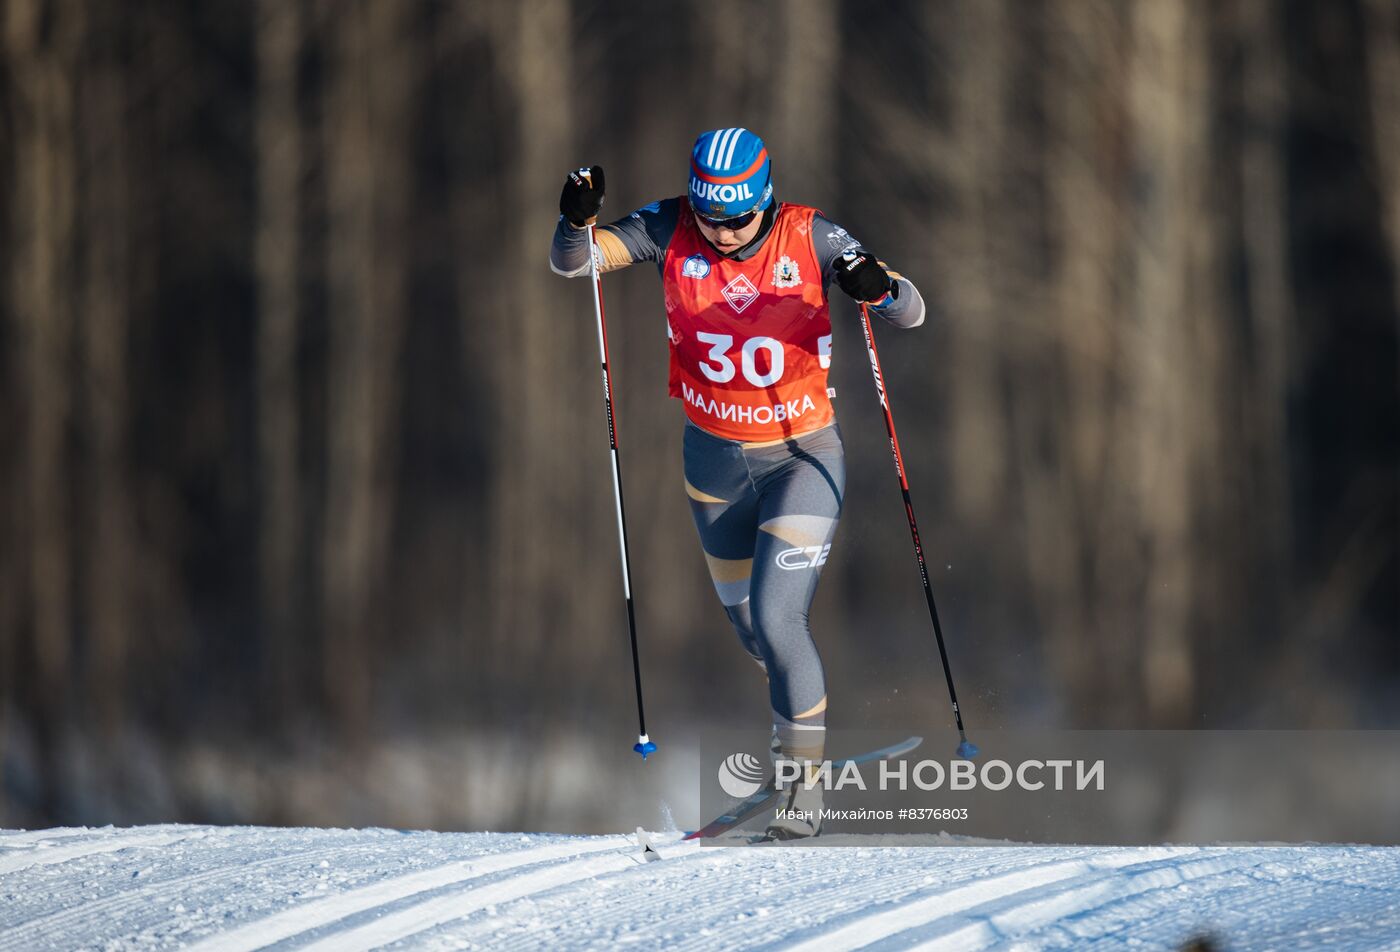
[586,223,655,759]
[858,303,977,759]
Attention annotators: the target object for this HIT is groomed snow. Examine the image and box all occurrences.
[2,825,1398,950]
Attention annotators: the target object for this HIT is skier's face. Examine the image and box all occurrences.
[695,210,764,252]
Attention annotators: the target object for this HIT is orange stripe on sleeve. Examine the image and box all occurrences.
[595,228,634,272]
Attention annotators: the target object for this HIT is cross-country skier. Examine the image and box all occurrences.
[550,128,926,839]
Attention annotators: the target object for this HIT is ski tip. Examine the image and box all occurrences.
[634,736,658,759]
[956,738,980,760]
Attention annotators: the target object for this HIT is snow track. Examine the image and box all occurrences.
[0,826,121,848]
[1,826,1397,950]
[0,838,367,952]
[0,825,196,876]
[789,848,1278,950]
[191,836,641,951]
[293,841,682,952]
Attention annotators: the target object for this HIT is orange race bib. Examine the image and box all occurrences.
[663,203,834,442]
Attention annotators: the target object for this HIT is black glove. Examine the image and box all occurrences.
[560,165,605,227]
[833,249,895,303]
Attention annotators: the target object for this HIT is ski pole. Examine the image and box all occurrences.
[858,302,978,760]
[586,223,656,760]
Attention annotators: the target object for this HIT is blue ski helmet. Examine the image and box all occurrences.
[688,128,773,219]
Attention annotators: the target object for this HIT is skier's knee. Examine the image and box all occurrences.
[749,603,807,650]
[724,603,766,670]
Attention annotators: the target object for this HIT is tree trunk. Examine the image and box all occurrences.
[1030,0,1131,724]
[938,0,1010,526]
[1218,0,1294,711]
[321,0,415,737]
[78,0,133,730]
[1364,0,1400,298]
[1126,0,1214,726]
[5,0,82,812]
[256,0,305,723]
[771,0,837,200]
[493,0,576,824]
[1362,0,1400,693]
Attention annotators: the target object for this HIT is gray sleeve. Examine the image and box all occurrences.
[811,214,927,329]
[549,198,680,277]
[548,216,593,277]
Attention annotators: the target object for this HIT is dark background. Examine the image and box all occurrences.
[2,0,1397,833]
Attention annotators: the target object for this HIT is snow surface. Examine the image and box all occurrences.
[2,825,1399,950]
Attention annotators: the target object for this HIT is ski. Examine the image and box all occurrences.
[683,784,784,842]
[683,735,923,840]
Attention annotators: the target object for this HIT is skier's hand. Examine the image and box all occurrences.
[560,165,606,227]
[833,249,895,303]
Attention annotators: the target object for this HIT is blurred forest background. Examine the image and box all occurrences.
[1,0,1397,833]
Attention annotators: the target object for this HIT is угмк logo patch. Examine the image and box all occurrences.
[721,274,760,313]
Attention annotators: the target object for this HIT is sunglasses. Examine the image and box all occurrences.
[698,209,758,231]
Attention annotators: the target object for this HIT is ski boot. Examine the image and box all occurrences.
[765,728,825,841]
[765,775,823,840]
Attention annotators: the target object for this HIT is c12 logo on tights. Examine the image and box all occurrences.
[776,544,831,571]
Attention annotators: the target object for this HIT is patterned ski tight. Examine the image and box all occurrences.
[683,420,845,757]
